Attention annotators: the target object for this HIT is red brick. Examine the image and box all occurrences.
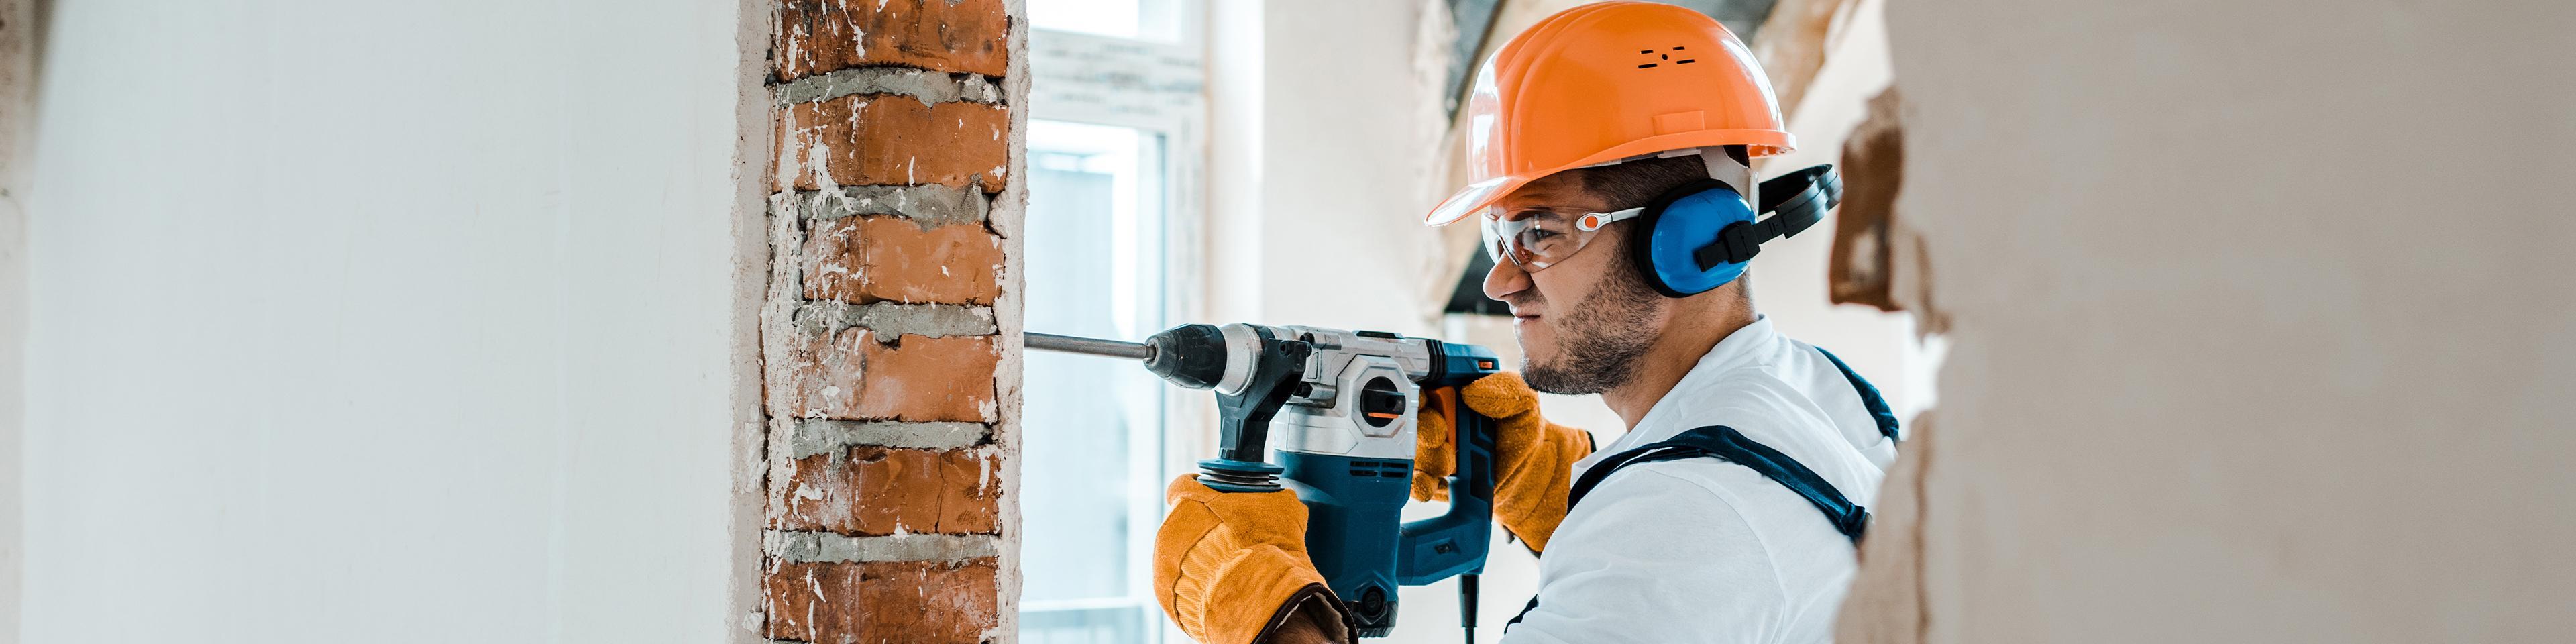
[772,446,1002,535]
[776,94,1010,193]
[802,215,1002,305]
[780,329,998,422]
[853,334,1000,419]
[767,559,999,644]
[775,0,1010,81]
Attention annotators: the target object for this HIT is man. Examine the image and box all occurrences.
[1150,3,1900,643]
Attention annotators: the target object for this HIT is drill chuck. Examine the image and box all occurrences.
[1141,323,1230,389]
[1025,325,1234,390]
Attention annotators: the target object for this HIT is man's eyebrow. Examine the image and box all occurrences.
[1502,207,1571,222]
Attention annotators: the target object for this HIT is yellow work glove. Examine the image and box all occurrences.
[1154,474,1357,644]
[1411,372,1594,553]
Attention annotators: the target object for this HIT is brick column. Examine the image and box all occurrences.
[758,1,1024,643]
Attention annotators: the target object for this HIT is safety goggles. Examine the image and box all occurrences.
[1480,205,1646,271]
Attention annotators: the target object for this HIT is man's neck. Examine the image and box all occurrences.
[1599,302,1756,429]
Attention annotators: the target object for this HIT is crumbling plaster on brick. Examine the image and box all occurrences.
[768,559,1001,643]
[777,66,1004,107]
[800,215,1006,305]
[988,2,1030,641]
[773,0,1011,82]
[775,94,1010,193]
[759,192,816,559]
[756,0,1024,639]
[732,0,786,641]
[794,301,998,338]
[791,419,989,457]
[770,444,1005,536]
[792,184,991,227]
[767,530,1005,563]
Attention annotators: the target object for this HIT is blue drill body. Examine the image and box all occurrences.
[1277,344,1499,633]
[1026,324,1503,637]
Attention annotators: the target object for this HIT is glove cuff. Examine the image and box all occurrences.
[1181,546,1351,644]
[1497,421,1593,554]
[1263,584,1357,644]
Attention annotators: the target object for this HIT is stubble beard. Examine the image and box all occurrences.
[1520,264,1668,395]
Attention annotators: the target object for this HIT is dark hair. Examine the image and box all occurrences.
[1569,151,1722,210]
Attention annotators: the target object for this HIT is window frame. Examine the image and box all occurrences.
[1024,3,1210,641]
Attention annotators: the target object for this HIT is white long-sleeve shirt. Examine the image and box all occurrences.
[1501,317,1896,644]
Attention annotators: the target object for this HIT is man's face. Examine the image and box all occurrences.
[1481,174,1670,394]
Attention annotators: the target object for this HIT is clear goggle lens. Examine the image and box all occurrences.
[1480,206,1644,271]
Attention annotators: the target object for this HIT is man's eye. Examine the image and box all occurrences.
[1524,228,1561,241]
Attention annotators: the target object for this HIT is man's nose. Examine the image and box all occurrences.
[1484,256,1532,303]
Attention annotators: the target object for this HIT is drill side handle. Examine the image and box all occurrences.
[1200,330,1309,492]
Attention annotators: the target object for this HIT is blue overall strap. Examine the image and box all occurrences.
[1567,425,1869,541]
[1506,425,1870,631]
[1815,347,1900,441]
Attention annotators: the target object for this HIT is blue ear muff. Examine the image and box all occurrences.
[1629,179,1758,297]
[1625,165,1843,298]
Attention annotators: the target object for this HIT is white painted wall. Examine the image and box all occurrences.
[1205,0,1450,335]
[19,1,761,642]
[0,0,33,637]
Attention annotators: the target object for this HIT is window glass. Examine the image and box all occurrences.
[1022,119,1170,644]
[1030,0,1183,42]
[1024,2,1201,640]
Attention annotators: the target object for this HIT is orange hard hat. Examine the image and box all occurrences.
[1424,1,1792,226]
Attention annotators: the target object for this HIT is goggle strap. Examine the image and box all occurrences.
[1574,207,1644,231]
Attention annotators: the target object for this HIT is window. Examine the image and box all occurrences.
[1028,0,1187,42]
[1022,1,1205,643]
[1021,121,1169,643]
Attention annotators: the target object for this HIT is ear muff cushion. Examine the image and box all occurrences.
[1627,180,1758,298]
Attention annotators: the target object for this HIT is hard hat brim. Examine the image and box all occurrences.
[1425,176,1528,227]
[1422,128,1797,227]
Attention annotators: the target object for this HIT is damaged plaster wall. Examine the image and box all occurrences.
[1841,0,2576,641]
[1734,0,1931,421]
[20,0,753,641]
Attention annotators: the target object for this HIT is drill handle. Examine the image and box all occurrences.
[1395,385,1497,584]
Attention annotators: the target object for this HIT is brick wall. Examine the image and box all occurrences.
[759,1,1024,643]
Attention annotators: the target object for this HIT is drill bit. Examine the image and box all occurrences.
[1025,331,1155,360]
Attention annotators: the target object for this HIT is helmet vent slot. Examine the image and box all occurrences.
[1638,46,1695,69]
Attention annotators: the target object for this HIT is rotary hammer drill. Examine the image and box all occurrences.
[1028,323,1503,638]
